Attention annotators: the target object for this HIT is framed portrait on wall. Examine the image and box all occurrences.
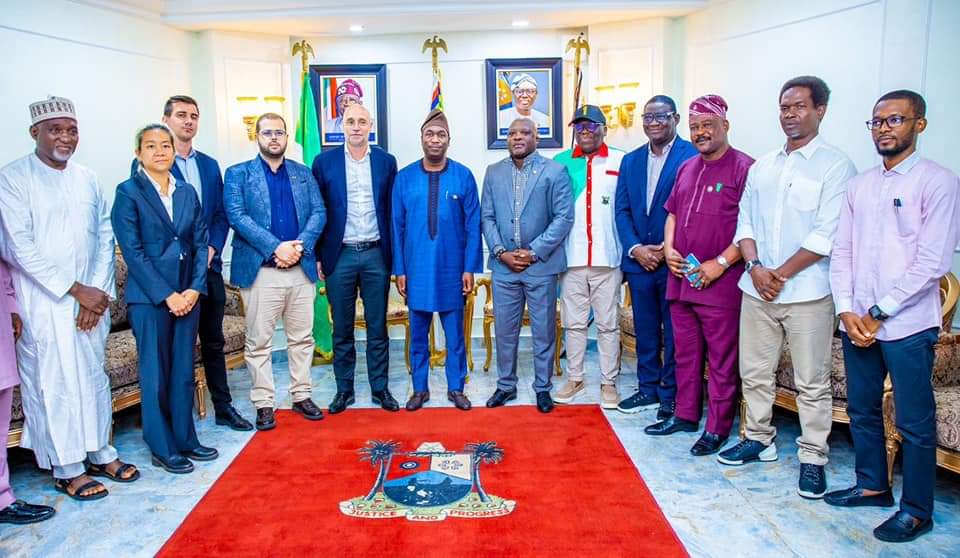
[485,57,563,149]
[308,63,389,151]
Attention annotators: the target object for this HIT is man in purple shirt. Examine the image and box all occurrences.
[644,95,754,457]
[826,90,960,543]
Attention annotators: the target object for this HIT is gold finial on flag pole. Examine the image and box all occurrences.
[422,35,448,74]
[292,40,315,78]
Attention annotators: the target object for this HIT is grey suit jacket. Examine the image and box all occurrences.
[480,152,574,277]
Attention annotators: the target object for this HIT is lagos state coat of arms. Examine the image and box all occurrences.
[339,440,516,522]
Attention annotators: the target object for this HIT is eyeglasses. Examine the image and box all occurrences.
[513,88,537,97]
[573,122,601,134]
[642,111,676,125]
[259,129,286,139]
[865,115,921,131]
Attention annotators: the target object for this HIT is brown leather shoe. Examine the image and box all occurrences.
[447,391,472,410]
[406,391,430,411]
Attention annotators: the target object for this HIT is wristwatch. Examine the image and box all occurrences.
[528,250,538,262]
[716,255,730,269]
[745,259,763,273]
[494,247,507,260]
[868,304,890,321]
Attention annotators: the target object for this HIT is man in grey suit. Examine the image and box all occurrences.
[224,113,326,431]
[481,118,574,413]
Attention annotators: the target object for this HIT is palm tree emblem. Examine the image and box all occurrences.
[359,440,402,500]
[464,441,504,503]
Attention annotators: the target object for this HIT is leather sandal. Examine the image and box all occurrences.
[54,476,108,501]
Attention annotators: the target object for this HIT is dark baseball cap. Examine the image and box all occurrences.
[569,104,606,125]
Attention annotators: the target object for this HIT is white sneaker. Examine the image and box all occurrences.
[554,381,585,404]
[600,384,619,409]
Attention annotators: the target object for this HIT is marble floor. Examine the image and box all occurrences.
[1,340,958,557]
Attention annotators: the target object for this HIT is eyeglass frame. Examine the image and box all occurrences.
[865,115,923,131]
[572,121,603,134]
[641,111,677,125]
[258,129,287,139]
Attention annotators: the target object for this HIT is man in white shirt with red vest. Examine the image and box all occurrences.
[553,105,626,408]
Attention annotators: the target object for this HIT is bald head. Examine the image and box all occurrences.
[343,104,373,150]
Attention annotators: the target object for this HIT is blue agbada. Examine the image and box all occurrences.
[391,158,483,311]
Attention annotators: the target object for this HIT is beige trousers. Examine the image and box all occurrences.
[240,266,316,409]
[560,266,622,384]
[739,294,835,465]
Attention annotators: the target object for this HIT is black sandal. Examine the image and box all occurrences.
[87,461,140,483]
[54,476,108,501]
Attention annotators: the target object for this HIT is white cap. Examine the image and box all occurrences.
[510,73,538,91]
[29,96,77,125]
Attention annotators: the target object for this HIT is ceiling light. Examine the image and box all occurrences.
[512,20,529,28]
[349,24,364,32]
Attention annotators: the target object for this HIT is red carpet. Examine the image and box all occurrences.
[159,405,687,557]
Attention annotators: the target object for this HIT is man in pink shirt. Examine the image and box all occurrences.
[0,256,55,524]
[826,90,960,543]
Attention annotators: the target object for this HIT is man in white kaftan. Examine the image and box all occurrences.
[0,97,136,495]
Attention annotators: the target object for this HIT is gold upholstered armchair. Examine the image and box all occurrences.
[471,276,563,376]
[331,276,413,372]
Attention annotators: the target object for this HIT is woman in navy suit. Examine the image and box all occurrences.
[111,124,217,474]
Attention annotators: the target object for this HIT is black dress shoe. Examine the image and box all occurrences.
[448,391,471,411]
[215,405,254,431]
[823,486,895,508]
[536,392,554,413]
[292,398,324,420]
[329,391,356,414]
[255,407,276,431]
[873,511,933,542]
[485,388,518,408]
[656,400,676,421]
[372,390,400,412]
[690,432,728,456]
[182,445,219,462]
[151,454,195,474]
[0,500,56,524]
[644,416,699,436]
[406,392,430,411]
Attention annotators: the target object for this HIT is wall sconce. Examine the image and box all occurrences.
[593,85,617,129]
[237,96,260,141]
[617,82,639,128]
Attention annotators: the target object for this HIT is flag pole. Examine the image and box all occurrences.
[565,33,590,147]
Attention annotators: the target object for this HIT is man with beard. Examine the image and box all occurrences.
[0,96,139,500]
[719,77,857,501]
[825,90,960,543]
[644,95,754,457]
[481,117,574,413]
[614,95,697,420]
[128,95,251,431]
[391,109,482,411]
[224,113,326,431]
[552,105,626,409]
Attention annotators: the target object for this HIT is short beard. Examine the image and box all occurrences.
[258,143,284,159]
[876,137,913,158]
[49,148,74,163]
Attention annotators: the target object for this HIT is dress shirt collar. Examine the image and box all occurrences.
[882,150,921,176]
[649,136,677,159]
[780,134,823,160]
[345,145,370,164]
[572,142,610,159]
[175,147,197,162]
[258,154,287,176]
[140,166,177,194]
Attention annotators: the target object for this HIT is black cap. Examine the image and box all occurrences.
[569,104,606,126]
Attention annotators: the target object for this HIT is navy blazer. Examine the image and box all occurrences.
[111,172,209,306]
[312,146,398,275]
[615,137,698,274]
[129,151,229,273]
[223,157,326,288]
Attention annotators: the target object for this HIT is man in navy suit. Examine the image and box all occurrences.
[313,104,400,414]
[130,96,252,431]
[614,95,698,420]
[224,113,326,431]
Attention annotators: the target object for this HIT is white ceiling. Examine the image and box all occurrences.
[84,0,706,35]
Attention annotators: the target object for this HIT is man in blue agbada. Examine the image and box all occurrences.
[392,109,483,411]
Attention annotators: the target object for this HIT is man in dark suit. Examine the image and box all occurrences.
[614,95,698,420]
[130,96,252,431]
[312,105,400,414]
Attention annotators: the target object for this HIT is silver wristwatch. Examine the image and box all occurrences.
[716,255,730,269]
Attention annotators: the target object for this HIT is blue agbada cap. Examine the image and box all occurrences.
[569,104,606,126]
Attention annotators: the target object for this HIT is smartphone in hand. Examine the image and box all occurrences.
[685,253,702,286]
